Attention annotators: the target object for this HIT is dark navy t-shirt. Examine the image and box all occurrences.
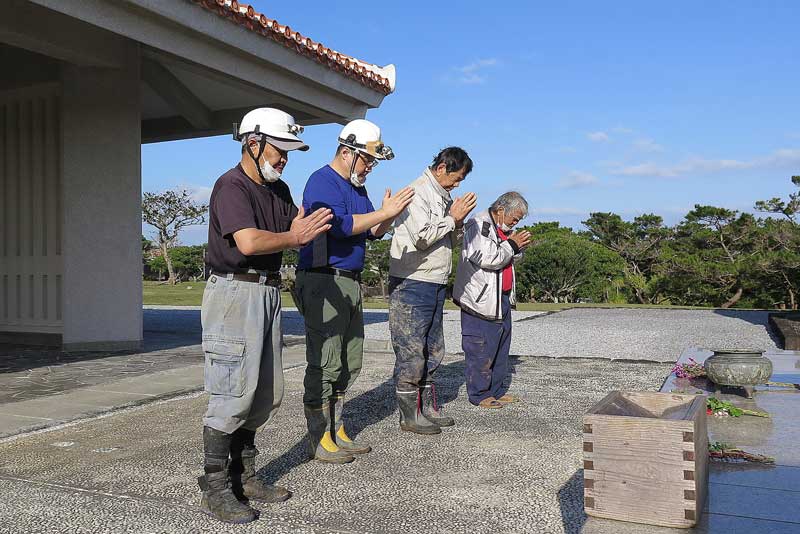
[206,164,298,274]
[298,165,376,272]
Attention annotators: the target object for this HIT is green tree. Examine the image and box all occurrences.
[142,189,208,285]
[659,206,758,308]
[583,213,670,304]
[363,238,391,296]
[514,224,625,303]
[754,176,800,308]
[755,175,800,223]
[146,245,206,282]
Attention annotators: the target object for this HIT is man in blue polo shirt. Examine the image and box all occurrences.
[295,119,414,463]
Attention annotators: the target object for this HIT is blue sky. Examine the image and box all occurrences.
[142,1,800,245]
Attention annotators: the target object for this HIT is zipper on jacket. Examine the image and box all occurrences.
[495,270,501,319]
[476,283,489,302]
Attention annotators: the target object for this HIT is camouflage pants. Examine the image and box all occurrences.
[389,276,447,392]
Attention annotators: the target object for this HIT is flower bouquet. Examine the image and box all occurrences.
[671,358,707,379]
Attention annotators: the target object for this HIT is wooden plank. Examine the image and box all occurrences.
[622,391,697,417]
[583,390,705,528]
[586,391,622,415]
[691,395,709,520]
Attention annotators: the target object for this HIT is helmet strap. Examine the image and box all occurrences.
[347,148,362,183]
[246,136,269,185]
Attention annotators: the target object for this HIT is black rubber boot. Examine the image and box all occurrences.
[331,393,371,454]
[230,428,292,503]
[198,426,258,524]
[396,389,441,435]
[421,383,455,427]
[304,403,355,464]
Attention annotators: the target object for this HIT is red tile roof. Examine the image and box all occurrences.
[190,0,395,94]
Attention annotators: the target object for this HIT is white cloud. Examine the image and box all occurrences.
[531,207,588,216]
[180,184,214,204]
[556,171,601,189]
[633,138,664,153]
[613,148,800,178]
[587,131,610,142]
[447,58,498,85]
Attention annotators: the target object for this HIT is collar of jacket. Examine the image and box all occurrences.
[423,167,452,200]
[472,210,500,237]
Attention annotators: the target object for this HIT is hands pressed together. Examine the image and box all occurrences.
[450,192,478,225]
[380,186,415,219]
[508,229,532,251]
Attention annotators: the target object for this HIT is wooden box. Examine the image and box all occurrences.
[583,391,708,528]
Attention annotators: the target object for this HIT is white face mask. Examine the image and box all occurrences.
[499,211,512,232]
[260,158,282,183]
[350,172,366,188]
[348,151,367,187]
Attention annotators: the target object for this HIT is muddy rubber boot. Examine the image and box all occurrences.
[331,394,372,454]
[198,426,258,524]
[229,428,292,503]
[397,389,441,435]
[304,403,355,464]
[421,383,455,427]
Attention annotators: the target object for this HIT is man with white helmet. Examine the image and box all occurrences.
[198,107,332,524]
[295,119,414,463]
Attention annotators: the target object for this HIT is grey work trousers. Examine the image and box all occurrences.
[201,273,283,434]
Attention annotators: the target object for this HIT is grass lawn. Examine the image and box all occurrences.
[143,280,769,312]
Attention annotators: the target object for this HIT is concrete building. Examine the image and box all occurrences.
[0,0,395,350]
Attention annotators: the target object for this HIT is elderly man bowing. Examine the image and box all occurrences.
[453,192,531,409]
[389,147,477,434]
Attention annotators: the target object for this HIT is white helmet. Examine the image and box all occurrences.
[235,108,309,152]
[338,119,394,160]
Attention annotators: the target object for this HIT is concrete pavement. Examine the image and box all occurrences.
[0,350,671,533]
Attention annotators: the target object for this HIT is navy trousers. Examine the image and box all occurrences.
[389,276,447,392]
[461,294,512,405]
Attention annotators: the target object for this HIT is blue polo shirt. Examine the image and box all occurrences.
[298,165,376,272]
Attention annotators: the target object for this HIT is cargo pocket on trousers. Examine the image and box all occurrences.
[203,335,246,397]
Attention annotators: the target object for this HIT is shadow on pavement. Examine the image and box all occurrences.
[257,354,526,485]
[558,469,587,534]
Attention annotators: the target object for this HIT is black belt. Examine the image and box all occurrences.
[212,272,282,287]
[302,267,361,282]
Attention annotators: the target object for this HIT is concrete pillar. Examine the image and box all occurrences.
[60,42,142,350]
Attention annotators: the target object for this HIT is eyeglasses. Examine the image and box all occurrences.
[358,153,379,169]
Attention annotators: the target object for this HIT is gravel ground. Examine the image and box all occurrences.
[0,351,671,534]
[144,306,779,364]
[364,308,779,363]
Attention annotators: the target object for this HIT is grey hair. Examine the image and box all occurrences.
[489,191,528,216]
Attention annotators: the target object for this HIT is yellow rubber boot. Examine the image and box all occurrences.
[331,396,372,454]
[320,431,340,453]
[303,403,354,464]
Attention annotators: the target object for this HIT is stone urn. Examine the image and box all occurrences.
[704,349,773,398]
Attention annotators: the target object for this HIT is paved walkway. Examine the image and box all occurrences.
[0,350,670,533]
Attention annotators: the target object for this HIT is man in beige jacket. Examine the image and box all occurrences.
[389,147,477,434]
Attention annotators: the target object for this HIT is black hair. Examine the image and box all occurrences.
[430,146,473,175]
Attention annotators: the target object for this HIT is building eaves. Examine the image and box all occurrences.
[190,0,395,95]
